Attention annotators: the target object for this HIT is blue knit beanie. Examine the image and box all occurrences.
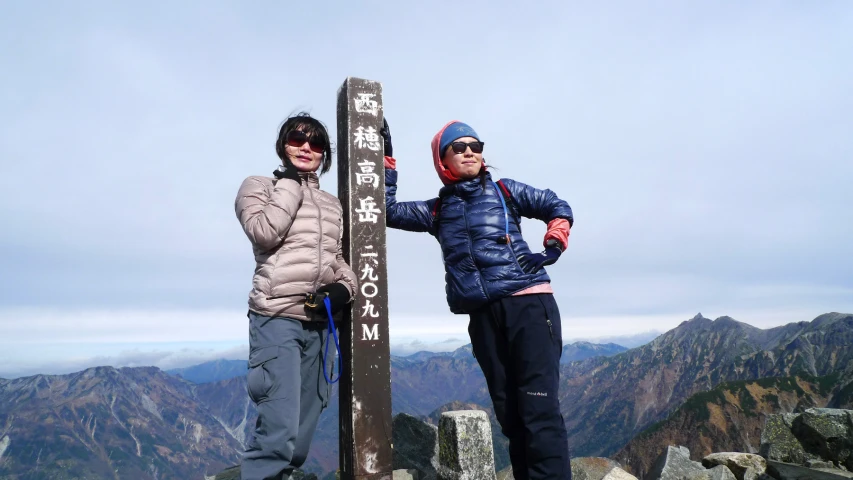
[439,122,480,154]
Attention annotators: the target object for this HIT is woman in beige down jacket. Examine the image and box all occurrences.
[235,112,357,480]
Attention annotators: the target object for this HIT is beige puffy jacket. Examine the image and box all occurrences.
[235,172,357,321]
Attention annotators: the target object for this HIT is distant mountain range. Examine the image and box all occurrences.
[165,339,629,386]
[167,359,247,384]
[1,312,850,480]
[561,341,628,363]
[569,330,663,349]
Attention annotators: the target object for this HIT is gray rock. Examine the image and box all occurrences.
[793,409,853,470]
[395,469,420,480]
[495,465,515,480]
[702,453,767,480]
[498,459,632,480]
[571,457,625,480]
[647,445,708,480]
[437,411,496,480]
[210,465,240,480]
[761,413,810,465]
[393,413,440,480]
[707,465,738,480]
[766,460,853,480]
[793,396,817,414]
[208,466,319,480]
[807,460,839,469]
[208,466,320,480]
[292,471,319,480]
[601,466,638,480]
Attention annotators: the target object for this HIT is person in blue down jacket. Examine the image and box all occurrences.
[380,119,574,480]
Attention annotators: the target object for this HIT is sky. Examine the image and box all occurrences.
[1,2,852,378]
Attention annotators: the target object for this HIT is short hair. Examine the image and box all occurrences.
[275,112,333,175]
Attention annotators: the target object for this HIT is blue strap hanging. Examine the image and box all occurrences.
[322,296,342,384]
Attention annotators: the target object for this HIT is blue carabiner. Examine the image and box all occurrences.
[322,296,342,384]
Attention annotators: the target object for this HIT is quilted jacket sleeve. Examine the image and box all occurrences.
[235,176,303,251]
[501,178,573,226]
[333,213,358,299]
[385,168,438,234]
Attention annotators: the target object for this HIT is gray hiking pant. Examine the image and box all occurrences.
[241,312,334,480]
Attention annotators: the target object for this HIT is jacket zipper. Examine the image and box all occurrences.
[269,180,283,299]
[306,184,324,292]
[494,187,524,271]
[462,201,490,302]
[546,319,554,339]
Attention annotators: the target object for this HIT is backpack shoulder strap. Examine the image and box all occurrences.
[430,197,443,237]
[495,179,520,222]
[431,197,442,220]
[496,179,512,200]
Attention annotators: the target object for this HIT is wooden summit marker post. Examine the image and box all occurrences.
[336,77,393,480]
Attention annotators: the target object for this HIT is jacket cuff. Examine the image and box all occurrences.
[340,281,355,301]
[385,167,398,185]
[544,218,570,250]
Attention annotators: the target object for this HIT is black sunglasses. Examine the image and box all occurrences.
[286,130,326,153]
[449,141,484,154]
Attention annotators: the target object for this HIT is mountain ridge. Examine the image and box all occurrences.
[560,312,853,457]
[0,365,242,479]
[2,312,851,479]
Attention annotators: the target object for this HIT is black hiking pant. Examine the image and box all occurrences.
[468,293,571,480]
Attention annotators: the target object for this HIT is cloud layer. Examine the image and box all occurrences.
[1,3,851,376]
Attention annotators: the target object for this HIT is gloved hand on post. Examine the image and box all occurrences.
[380,118,393,157]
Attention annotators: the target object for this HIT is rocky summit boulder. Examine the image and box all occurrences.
[706,465,739,480]
[792,409,853,470]
[761,408,853,473]
[647,446,709,480]
[645,446,762,480]
[393,413,439,480]
[394,470,420,480]
[571,457,636,480]
[437,411,496,480]
[766,460,853,480]
[760,413,813,465]
[702,453,766,480]
[497,457,637,480]
[601,467,639,480]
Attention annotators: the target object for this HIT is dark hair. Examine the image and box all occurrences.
[275,112,333,175]
[479,159,496,190]
[479,166,489,190]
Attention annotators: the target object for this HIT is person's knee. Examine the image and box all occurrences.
[520,401,565,435]
[255,400,300,442]
[291,450,307,468]
[496,409,526,439]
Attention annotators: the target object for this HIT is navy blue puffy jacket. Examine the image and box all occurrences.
[385,169,573,314]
